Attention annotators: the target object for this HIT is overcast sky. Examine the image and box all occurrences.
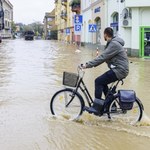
[10,0,55,24]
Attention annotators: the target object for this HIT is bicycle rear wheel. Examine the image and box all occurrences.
[50,88,84,120]
[108,97,143,124]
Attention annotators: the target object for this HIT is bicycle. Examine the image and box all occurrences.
[50,67,144,124]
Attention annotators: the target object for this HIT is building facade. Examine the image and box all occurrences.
[55,0,67,42]
[55,0,80,44]
[54,0,150,57]
[44,9,56,39]
[107,0,150,57]
[81,0,106,49]
[55,0,64,41]
[126,0,150,57]
[0,0,13,38]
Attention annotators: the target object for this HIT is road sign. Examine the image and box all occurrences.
[110,22,118,27]
[74,15,82,35]
[75,24,81,31]
[89,24,97,32]
[74,15,83,24]
[74,24,82,35]
[66,28,70,35]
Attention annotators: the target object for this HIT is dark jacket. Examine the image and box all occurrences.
[86,37,129,80]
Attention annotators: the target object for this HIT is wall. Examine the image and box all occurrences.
[81,0,106,49]
[140,8,150,26]
[126,0,150,7]
[129,7,150,56]
[55,0,74,43]
[82,9,92,43]
[81,0,92,44]
[92,1,105,46]
[1,0,13,38]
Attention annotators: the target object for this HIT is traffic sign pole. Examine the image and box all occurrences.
[74,15,83,50]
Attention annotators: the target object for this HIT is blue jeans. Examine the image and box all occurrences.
[95,70,118,99]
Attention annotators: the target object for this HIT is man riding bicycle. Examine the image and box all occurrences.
[81,27,129,115]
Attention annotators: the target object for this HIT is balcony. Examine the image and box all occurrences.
[69,0,80,14]
[125,0,150,7]
[60,10,67,20]
[61,0,67,6]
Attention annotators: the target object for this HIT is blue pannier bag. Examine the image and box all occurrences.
[118,90,136,110]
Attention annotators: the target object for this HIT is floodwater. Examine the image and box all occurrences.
[0,39,150,150]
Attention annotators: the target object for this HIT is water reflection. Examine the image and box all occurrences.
[0,41,14,87]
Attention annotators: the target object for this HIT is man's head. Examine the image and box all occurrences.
[104,27,114,41]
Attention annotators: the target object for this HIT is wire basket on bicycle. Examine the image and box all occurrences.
[63,72,79,87]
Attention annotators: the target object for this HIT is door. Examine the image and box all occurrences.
[144,28,150,57]
[140,27,150,57]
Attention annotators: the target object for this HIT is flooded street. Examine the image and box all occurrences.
[0,39,150,150]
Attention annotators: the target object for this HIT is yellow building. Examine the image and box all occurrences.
[43,9,57,39]
[55,0,76,43]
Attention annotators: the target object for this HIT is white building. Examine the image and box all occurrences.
[81,0,150,57]
[81,0,106,50]
[0,0,13,39]
[107,0,150,57]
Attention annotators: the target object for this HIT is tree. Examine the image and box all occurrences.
[11,21,17,33]
[14,21,44,37]
[28,22,44,36]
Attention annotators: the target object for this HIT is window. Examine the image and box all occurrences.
[95,17,101,44]
[111,12,119,35]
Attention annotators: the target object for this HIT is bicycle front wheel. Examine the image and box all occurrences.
[50,88,84,120]
[108,97,143,124]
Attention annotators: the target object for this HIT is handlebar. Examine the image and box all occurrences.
[77,65,85,78]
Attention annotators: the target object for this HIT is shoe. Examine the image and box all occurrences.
[84,106,100,115]
[84,98,105,116]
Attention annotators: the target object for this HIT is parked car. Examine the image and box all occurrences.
[24,31,34,40]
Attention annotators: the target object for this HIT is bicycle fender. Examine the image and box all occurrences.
[136,97,144,110]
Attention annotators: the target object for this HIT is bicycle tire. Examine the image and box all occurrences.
[108,97,143,124]
[50,88,85,120]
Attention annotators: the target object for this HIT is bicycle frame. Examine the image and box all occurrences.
[50,66,144,122]
[65,67,124,112]
[51,70,144,122]
[75,77,94,107]
[71,74,123,110]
